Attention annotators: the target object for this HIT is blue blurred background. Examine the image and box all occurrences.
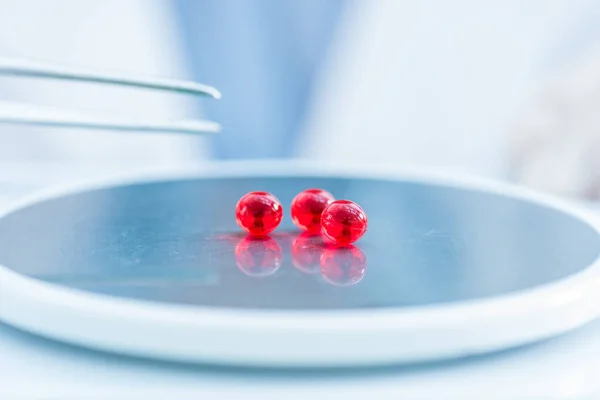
[0,0,600,197]
[174,0,346,159]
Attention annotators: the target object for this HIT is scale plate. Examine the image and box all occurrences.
[1,162,599,367]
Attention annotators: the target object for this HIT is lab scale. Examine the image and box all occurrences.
[1,162,599,367]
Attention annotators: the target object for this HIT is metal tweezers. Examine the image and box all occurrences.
[0,58,221,135]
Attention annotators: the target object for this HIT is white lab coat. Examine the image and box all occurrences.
[299,0,600,180]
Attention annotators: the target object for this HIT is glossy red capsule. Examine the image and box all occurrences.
[291,188,335,234]
[235,191,283,236]
[321,200,368,244]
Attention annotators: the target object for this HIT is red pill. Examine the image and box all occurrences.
[320,245,367,286]
[235,192,283,236]
[321,200,368,244]
[291,188,335,234]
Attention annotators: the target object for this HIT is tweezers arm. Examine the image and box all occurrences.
[0,57,221,98]
[0,102,221,135]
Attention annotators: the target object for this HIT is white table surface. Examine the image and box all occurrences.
[1,162,599,399]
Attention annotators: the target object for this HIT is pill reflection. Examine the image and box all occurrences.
[235,236,282,277]
[291,232,325,274]
[320,245,367,286]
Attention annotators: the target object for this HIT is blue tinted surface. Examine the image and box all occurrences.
[0,177,597,309]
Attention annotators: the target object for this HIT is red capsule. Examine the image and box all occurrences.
[235,191,283,236]
[321,200,368,244]
[291,188,335,234]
